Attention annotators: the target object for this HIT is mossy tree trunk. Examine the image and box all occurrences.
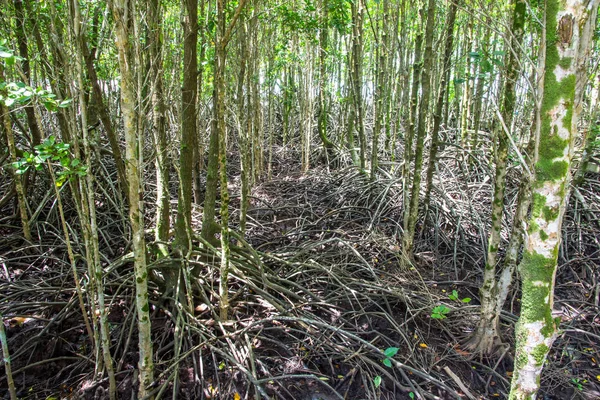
[109,0,154,397]
[318,0,334,164]
[402,0,435,258]
[471,22,491,149]
[148,0,170,257]
[350,0,366,170]
[370,0,388,180]
[423,0,459,215]
[237,18,250,236]
[174,0,198,258]
[509,1,596,398]
[71,1,117,397]
[214,0,247,320]
[469,0,526,356]
[401,29,422,230]
[460,20,473,146]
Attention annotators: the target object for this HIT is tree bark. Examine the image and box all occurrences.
[509,1,596,397]
[174,0,198,257]
[148,0,170,256]
[402,0,435,258]
[109,0,154,397]
[469,0,526,356]
[423,0,459,214]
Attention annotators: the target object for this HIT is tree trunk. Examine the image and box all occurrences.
[71,1,116,397]
[148,0,170,257]
[174,0,198,257]
[401,28,423,224]
[318,0,334,163]
[370,0,388,180]
[402,0,435,258]
[351,0,366,170]
[509,1,596,397]
[13,0,42,149]
[423,0,459,214]
[110,0,154,397]
[469,0,526,356]
[1,64,31,242]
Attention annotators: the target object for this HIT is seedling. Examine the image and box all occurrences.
[448,290,471,303]
[382,346,398,367]
[571,378,586,391]
[431,305,450,319]
[373,375,382,388]
[374,347,400,388]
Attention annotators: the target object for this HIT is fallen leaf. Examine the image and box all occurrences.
[419,343,428,348]
[234,393,241,400]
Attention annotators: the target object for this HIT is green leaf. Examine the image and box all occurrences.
[58,99,73,108]
[43,101,57,112]
[382,358,392,367]
[462,298,471,303]
[0,50,11,58]
[409,392,415,399]
[384,347,399,358]
[373,375,382,388]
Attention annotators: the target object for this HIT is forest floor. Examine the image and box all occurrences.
[1,142,600,400]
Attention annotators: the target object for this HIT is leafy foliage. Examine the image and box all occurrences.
[13,136,87,186]
[431,305,450,319]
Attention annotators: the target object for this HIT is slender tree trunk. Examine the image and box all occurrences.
[460,20,473,146]
[471,23,491,149]
[402,28,423,218]
[213,0,247,320]
[509,1,595,397]
[238,20,250,236]
[25,0,74,144]
[13,0,42,149]
[370,0,388,180]
[318,0,334,163]
[423,0,459,214]
[194,0,208,204]
[469,0,526,355]
[351,0,366,170]
[148,0,170,256]
[110,1,154,397]
[78,36,128,195]
[402,0,435,258]
[71,1,116,396]
[0,311,17,400]
[174,0,198,257]
[1,64,31,242]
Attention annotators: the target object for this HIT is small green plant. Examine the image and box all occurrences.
[571,378,586,391]
[448,289,471,303]
[381,346,398,367]
[373,375,382,388]
[431,305,450,319]
[373,347,400,388]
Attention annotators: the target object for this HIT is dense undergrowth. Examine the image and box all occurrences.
[1,135,599,399]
